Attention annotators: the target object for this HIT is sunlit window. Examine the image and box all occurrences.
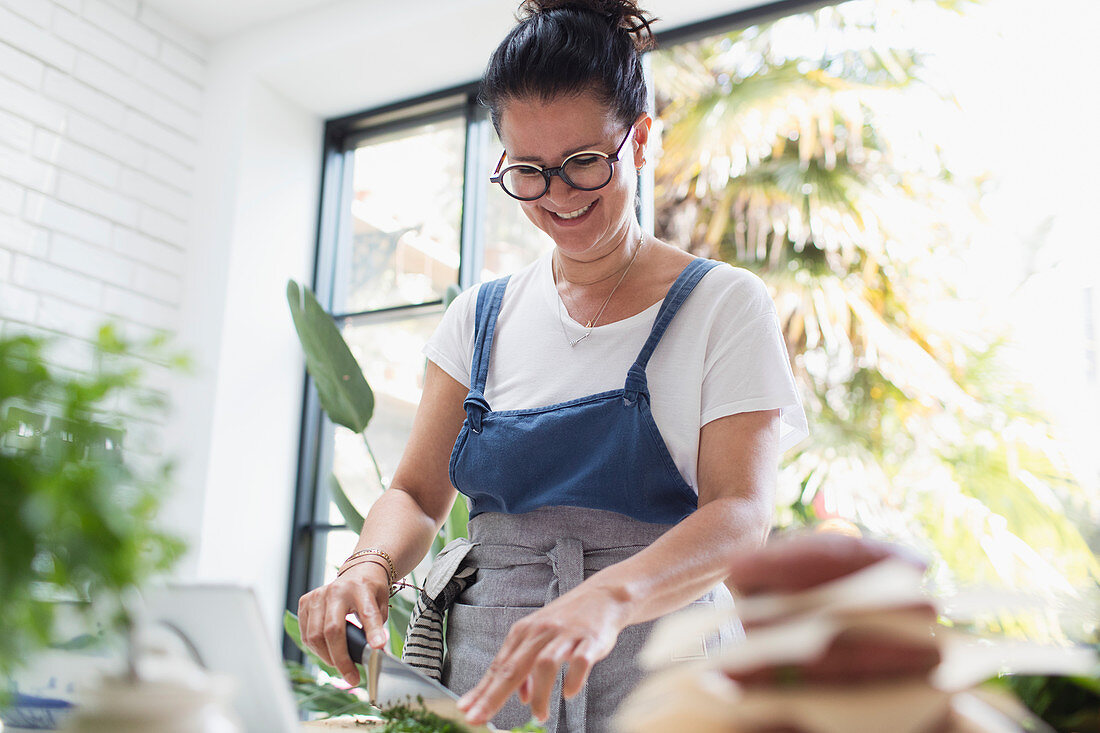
[652,0,1099,640]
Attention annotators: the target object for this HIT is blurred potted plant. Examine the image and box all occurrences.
[0,324,193,729]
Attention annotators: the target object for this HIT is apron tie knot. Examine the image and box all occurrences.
[463,392,490,433]
[546,537,584,600]
[624,364,648,404]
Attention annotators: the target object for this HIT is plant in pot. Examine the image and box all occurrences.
[0,324,211,731]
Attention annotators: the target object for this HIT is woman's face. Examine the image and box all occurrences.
[497,93,649,260]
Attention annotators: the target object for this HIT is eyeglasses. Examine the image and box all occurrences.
[489,126,635,201]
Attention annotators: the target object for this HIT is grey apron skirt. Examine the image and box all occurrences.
[440,506,742,733]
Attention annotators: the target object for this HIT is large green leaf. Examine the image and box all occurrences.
[329,473,365,534]
[286,280,374,433]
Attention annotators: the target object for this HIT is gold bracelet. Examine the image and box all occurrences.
[337,557,392,581]
[342,548,396,583]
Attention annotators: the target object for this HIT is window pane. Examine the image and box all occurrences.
[325,310,444,526]
[320,529,359,584]
[481,127,555,281]
[335,118,465,313]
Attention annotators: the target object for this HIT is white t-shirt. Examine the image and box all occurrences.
[423,252,809,493]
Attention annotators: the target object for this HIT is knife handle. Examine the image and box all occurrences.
[345,621,367,665]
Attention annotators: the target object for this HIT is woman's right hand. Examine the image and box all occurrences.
[297,560,393,686]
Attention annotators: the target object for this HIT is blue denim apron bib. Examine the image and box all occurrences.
[449,257,720,523]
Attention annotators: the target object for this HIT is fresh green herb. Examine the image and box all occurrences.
[507,722,546,732]
[376,698,545,733]
[377,698,469,732]
[285,661,376,719]
[283,613,544,732]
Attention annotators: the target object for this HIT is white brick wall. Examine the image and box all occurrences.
[0,0,204,372]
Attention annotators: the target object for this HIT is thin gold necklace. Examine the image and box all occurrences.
[554,232,646,347]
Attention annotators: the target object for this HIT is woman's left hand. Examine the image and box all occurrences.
[455,584,630,725]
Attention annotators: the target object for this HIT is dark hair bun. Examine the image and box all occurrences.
[481,0,656,131]
[518,0,657,51]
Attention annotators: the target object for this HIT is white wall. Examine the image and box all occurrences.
[0,0,206,559]
[183,69,320,639]
[0,0,203,349]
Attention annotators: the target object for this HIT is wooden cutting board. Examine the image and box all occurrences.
[300,717,383,729]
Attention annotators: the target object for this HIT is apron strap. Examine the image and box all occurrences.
[465,276,510,432]
[624,258,720,401]
[546,538,587,733]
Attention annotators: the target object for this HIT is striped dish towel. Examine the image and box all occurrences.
[402,538,477,681]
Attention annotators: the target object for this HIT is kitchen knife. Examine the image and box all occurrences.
[345,622,498,731]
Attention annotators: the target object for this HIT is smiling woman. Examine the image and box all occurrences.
[295,1,807,732]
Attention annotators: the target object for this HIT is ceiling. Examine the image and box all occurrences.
[140,0,800,42]
[141,0,341,40]
[139,0,809,117]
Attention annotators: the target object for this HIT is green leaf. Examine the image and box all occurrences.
[284,660,375,718]
[286,280,375,433]
[1,326,185,687]
[330,474,365,534]
[442,283,463,310]
[283,610,342,679]
[387,593,414,657]
[442,495,469,546]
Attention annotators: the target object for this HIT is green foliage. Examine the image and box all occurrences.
[0,325,187,689]
[377,700,544,732]
[990,665,1100,733]
[285,660,375,718]
[331,474,366,535]
[441,494,470,551]
[653,0,1100,642]
[386,594,413,658]
[284,610,346,680]
[287,280,375,433]
[377,700,471,733]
